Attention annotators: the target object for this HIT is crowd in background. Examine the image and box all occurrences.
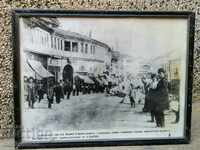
[25,62,179,128]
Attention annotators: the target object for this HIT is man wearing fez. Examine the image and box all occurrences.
[63,58,73,99]
[154,68,169,127]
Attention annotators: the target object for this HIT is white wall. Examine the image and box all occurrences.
[21,19,111,78]
[22,23,110,64]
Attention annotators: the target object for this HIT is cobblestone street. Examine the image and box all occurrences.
[22,93,177,131]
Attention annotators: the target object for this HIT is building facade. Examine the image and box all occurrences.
[20,18,112,81]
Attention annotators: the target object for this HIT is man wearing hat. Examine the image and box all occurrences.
[63,58,74,99]
[154,68,169,127]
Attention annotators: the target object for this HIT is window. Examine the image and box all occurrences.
[47,35,50,48]
[90,45,93,54]
[51,36,54,48]
[54,37,57,49]
[64,41,71,51]
[72,42,78,52]
[60,40,63,50]
[81,42,84,53]
[85,43,88,53]
[45,34,48,47]
[93,45,96,54]
[57,38,60,50]
[41,31,44,45]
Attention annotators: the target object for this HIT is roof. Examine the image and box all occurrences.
[24,18,59,33]
[52,28,111,50]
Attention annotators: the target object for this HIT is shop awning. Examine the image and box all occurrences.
[76,74,94,84]
[24,62,35,78]
[24,62,42,80]
[28,60,54,78]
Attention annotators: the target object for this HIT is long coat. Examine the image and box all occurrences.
[154,78,169,112]
[63,64,73,91]
[141,79,150,111]
[54,84,63,103]
[74,75,82,90]
[27,83,36,103]
[47,85,54,100]
[147,87,157,111]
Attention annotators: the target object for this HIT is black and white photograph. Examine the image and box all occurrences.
[13,10,194,148]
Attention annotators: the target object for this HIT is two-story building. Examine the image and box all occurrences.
[20,17,112,82]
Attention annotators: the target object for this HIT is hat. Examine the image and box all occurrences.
[151,73,156,79]
[158,68,165,74]
[28,76,34,82]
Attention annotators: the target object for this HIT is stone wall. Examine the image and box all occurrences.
[0,0,199,138]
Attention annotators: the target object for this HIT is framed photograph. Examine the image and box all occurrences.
[12,10,195,149]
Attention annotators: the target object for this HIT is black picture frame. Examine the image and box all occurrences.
[12,9,195,149]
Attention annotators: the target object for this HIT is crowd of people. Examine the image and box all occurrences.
[25,59,110,109]
[25,61,179,128]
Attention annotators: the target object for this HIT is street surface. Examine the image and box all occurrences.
[23,93,177,131]
[2,100,200,150]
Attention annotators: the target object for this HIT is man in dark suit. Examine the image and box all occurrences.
[154,68,169,127]
[147,73,157,122]
[74,75,82,96]
[47,78,54,108]
[54,81,64,103]
[63,58,73,99]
